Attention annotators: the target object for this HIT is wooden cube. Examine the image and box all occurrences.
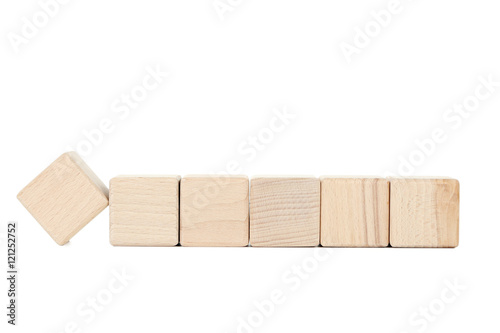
[17,152,109,245]
[250,177,320,247]
[109,176,180,246]
[389,178,459,248]
[180,175,249,246]
[320,177,389,247]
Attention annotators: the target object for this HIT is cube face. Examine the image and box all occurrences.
[320,177,389,247]
[390,178,459,248]
[17,152,109,245]
[250,177,320,247]
[109,176,180,246]
[180,175,249,246]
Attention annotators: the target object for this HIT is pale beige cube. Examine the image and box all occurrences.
[110,176,180,246]
[250,177,320,247]
[180,175,249,246]
[320,177,389,247]
[17,152,109,245]
[390,178,459,248]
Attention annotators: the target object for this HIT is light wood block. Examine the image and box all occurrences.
[180,175,249,246]
[250,177,320,247]
[17,152,109,245]
[390,178,459,248]
[109,176,180,246]
[320,177,389,247]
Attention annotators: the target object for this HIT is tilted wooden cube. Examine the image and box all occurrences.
[250,177,320,247]
[180,175,249,246]
[109,176,180,246]
[389,178,459,248]
[320,177,389,247]
[17,152,109,245]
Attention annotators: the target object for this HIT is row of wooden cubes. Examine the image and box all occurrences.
[110,175,459,247]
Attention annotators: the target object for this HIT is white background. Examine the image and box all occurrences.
[1,0,499,332]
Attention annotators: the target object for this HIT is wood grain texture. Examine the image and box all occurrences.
[250,177,320,247]
[17,152,109,245]
[180,175,249,246]
[389,178,459,248]
[320,177,389,247]
[109,176,180,246]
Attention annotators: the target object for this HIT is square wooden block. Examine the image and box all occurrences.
[180,175,249,246]
[320,177,389,247]
[17,152,109,245]
[390,178,459,248]
[250,177,320,247]
[109,176,180,246]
